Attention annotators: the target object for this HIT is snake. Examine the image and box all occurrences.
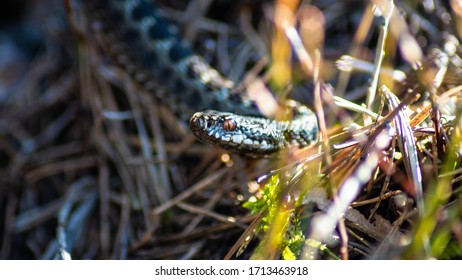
[80,0,319,158]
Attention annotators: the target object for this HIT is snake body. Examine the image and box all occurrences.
[82,0,318,157]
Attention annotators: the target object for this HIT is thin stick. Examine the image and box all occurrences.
[365,1,394,121]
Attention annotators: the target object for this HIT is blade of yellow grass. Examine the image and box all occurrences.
[380,85,424,215]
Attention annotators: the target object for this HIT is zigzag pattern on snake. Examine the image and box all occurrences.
[81,0,318,157]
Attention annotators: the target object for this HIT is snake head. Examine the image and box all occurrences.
[189,110,283,158]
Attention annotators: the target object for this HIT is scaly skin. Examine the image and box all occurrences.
[82,0,318,157]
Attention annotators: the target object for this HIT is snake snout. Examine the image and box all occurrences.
[190,112,210,131]
[189,111,220,145]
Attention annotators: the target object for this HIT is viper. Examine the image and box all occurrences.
[80,0,319,157]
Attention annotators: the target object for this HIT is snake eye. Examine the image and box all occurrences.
[223,118,237,131]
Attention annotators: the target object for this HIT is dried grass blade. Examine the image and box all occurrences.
[304,126,393,258]
[380,85,424,215]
